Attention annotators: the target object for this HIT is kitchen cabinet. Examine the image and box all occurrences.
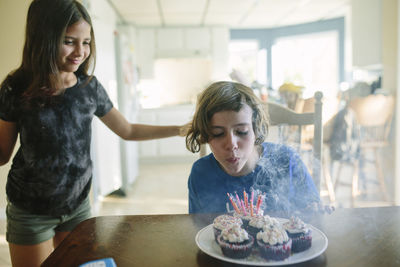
[136,26,227,78]
[137,29,155,79]
[138,105,198,162]
[184,28,211,54]
[156,28,184,52]
[351,0,382,68]
[211,27,230,80]
[156,27,211,58]
[351,0,397,91]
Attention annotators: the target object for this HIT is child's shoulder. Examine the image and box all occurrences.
[193,153,214,168]
[77,74,97,85]
[263,142,295,152]
[262,142,299,158]
[75,75,103,93]
[0,77,26,109]
[0,74,24,95]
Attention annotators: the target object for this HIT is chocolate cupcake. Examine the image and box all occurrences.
[217,224,254,259]
[283,216,312,253]
[256,224,292,261]
[232,208,257,229]
[213,214,242,242]
[233,211,251,228]
[247,215,279,239]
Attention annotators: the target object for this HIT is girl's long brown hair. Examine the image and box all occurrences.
[1,0,96,107]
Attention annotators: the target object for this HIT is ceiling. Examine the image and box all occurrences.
[109,0,350,29]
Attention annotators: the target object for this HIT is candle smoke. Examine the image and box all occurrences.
[251,138,322,218]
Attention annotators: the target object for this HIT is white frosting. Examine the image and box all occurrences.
[233,207,264,219]
[257,225,289,245]
[249,215,279,229]
[221,224,249,243]
[283,216,310,234]
[213,215,242,230]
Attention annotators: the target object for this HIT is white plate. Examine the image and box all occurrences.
[195,218,328,266]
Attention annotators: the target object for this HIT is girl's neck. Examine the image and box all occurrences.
[54,72,77,94]
[61,72,77,88]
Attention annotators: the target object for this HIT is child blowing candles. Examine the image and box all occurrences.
[185,81,333,215]
[0,1,187,266]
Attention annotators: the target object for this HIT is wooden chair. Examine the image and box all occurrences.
[267,91,324,193]
[333,94,395,205]
[200,91,326,195]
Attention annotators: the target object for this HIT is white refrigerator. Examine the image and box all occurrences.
[90,16,139,212]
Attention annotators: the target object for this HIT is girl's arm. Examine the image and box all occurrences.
[100,107,187,141]
[0,119,18,166]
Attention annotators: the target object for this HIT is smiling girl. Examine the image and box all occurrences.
[186,81,322,215]
[0,1,186,266]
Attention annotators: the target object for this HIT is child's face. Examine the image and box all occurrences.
[59,19,91,74]
[208,104,259,177]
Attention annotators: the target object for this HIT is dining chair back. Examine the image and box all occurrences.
[349,94,394,143]
[351,94,394,201]
[267,91,323,192]
[333,94,395,205]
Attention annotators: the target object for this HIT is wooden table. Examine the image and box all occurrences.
[42,206,400,267]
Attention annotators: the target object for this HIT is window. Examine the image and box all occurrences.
[230,17,345,98]
[271,31,339,98]
[229,40,267,86]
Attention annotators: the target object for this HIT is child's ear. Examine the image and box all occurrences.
[255,136,263,145]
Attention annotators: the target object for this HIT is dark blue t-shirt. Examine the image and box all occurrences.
[188,142,320,214]
[0,75,113,215]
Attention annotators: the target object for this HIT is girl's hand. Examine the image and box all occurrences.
[179,122,191,137]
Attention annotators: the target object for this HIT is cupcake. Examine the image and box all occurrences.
[247,215,279,239]
[233,206,264,229]
[256,224,292,261]
[283,216,312,253]
[217,224,254,259]
[233,212,251,228]
[213,214,243,242]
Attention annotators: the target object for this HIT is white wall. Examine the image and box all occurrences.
[136,26,230,108]
[0,0,31,218]
[351,0,382,68]
[396,0,400,205]
[382,0,398,92]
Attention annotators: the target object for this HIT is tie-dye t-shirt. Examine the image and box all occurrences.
[0,75,113,216]
[188,142,320,214]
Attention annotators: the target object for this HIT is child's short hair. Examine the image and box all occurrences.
[186,81,269,153]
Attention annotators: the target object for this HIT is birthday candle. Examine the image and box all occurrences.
[260,193,265,210]
[250,190,254,216]
[227,193,240,213]
[226,202,230,213]
[235,192,241,209]
[244,190,248,209]
[256,194,262,215]
[241,199,247,216]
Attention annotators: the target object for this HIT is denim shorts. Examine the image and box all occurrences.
[6,196,91,245]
